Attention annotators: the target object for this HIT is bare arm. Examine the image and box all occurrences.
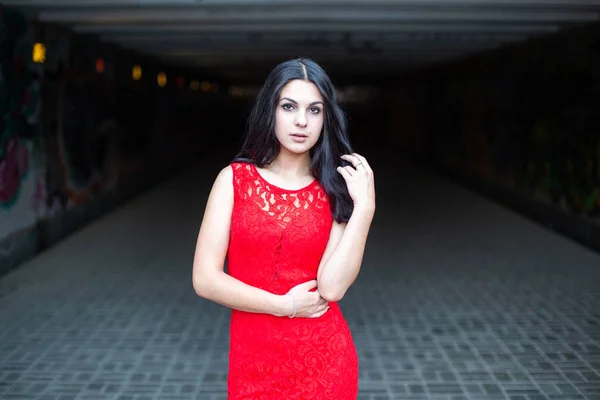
[192,166,291,316]
[317,206,374,302]
[317,153,376,302]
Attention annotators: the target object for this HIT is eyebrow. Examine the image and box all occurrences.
[280,97,324,106]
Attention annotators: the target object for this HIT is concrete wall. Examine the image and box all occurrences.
[389,22,600,251]
[0,5,235,275]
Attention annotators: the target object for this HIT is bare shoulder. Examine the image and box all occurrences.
[198,165,234,215]
[198,164,235,234]
[211,165,234,194]
[217,164,234,182]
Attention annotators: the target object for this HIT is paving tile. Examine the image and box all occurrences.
[1,158,599,399]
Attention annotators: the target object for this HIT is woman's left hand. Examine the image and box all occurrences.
[337,153,375,212]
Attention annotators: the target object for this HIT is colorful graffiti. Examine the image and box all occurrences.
[0,4,218,273]
[0,6,41,209]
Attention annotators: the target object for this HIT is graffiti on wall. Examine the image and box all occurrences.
[0,7,40,210]
[48,65,121,208]
[39,34,149,212]
[0,9,142,220]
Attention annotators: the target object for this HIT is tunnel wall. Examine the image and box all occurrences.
[390,22,600,252]
[0,6,232,275]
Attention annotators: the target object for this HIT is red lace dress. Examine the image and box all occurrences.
[226,162,358,399]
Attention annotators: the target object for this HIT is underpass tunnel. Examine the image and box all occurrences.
[1,1,600,399]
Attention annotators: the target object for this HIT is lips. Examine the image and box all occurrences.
[290,133,309,143]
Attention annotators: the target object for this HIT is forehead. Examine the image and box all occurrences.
[279,79,323,102]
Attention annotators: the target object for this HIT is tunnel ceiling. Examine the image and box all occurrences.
[7,0,600,83]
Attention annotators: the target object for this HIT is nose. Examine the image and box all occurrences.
[294,112,307,128]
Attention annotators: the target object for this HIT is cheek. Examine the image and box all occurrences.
[312,115,324,133]
[274,110,287,132]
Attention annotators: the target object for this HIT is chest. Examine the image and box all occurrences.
[236,187,330,231]
[231,185,332,258]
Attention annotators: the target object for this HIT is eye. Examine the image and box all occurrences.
[282,103,295,111]
[309,107,321,114]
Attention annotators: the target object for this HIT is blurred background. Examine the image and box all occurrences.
[1,1,599,399]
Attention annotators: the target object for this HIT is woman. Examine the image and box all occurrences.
[192,58,375,399]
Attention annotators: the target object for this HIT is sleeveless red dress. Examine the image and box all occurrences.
[226,162,358,399]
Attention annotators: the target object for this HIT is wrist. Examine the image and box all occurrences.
[353,201,375,216]
[272,294,294,317]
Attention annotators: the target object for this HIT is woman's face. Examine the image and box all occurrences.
[274,79,324,155]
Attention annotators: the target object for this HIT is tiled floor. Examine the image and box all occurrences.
[1,153,599,400]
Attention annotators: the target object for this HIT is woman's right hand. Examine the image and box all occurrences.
[283,280,330,318]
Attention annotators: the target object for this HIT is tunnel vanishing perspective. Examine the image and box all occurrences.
[1,1,600,399]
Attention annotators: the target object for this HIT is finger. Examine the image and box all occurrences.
[343,155,367,174]
[300,280,318,290]
[318,307,330,317]
[312,299,328,310]
[311,292,323,304]
[309,307,330,318]
[353,153,371,170]
[341,154,361,169]
[318,304,330,313]
[336,166,351,180]
[343,166,355,176]
[313,292,326,304]
[318,297,329,306]
[340,154,359,162]
[352,153,372,174]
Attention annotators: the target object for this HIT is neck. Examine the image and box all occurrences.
[269,148,311,176]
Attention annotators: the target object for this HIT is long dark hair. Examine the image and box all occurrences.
[233,58,354,223]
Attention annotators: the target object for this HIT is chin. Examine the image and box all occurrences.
[285,142,317,154]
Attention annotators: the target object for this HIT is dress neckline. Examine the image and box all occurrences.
[250,163,318,193]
